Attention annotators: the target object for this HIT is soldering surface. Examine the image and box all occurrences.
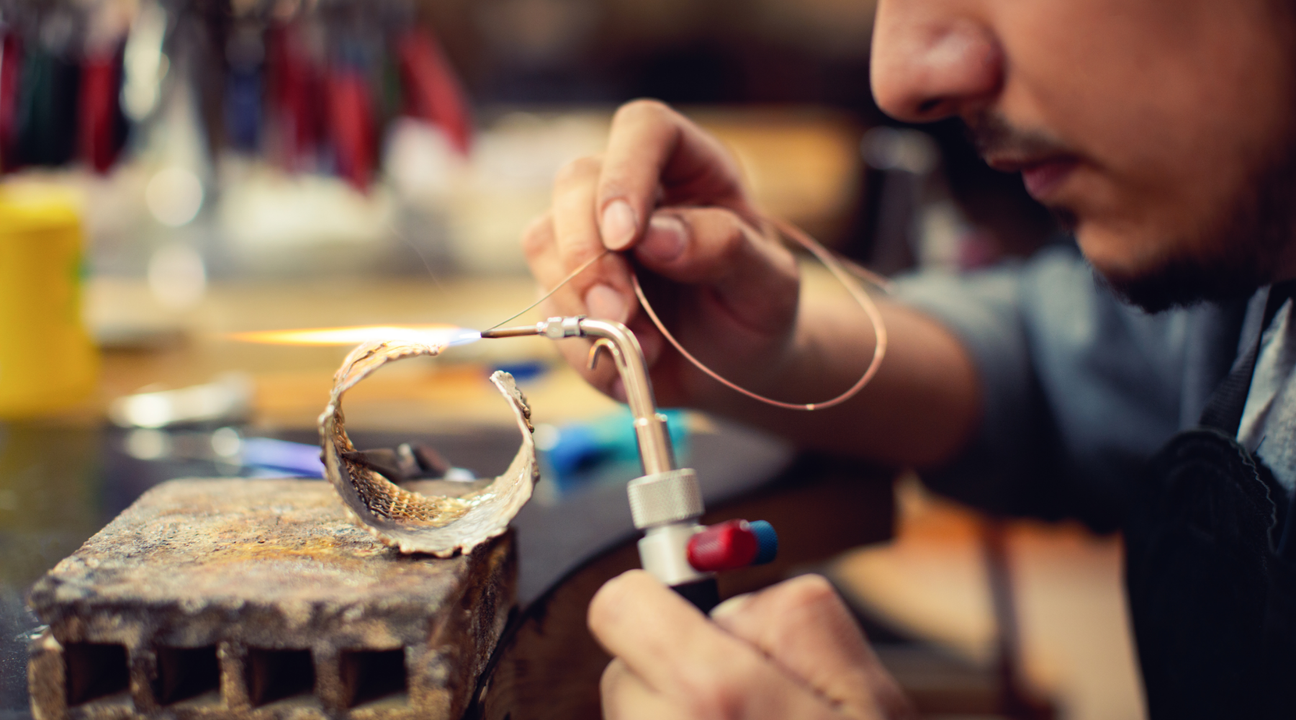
[27,479,515,720]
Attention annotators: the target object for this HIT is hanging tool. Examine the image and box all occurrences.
[396,27,472,155]
[482,316,778,613]
[327,36,376,190]
[80,45,126,172]
[0,31,23,169]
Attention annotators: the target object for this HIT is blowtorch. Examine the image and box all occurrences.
[482,316,777,612]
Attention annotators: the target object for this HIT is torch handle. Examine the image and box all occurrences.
[672,577,721,613]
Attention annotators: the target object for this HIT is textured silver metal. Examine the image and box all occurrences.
[627,469,703,529]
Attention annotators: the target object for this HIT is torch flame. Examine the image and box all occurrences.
[229,324,481,347]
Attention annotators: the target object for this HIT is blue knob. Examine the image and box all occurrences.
[749,520,778,565]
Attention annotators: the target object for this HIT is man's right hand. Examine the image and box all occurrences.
[521,100,802,407]
[525,100,981,468]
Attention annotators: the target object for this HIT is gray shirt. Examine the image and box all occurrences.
[892,245,1254,531]
[1239,298,1296,495]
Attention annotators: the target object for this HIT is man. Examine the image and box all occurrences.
[523,0,1296,717]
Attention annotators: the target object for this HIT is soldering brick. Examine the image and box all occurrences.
[26,479,516,720]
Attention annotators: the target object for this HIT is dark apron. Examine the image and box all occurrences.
[1126,285,1296,719]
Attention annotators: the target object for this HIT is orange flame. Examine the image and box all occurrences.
[229,324,480,347]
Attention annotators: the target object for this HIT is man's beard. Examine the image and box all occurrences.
[1094,151,1296,313]
[967,112,1296,314]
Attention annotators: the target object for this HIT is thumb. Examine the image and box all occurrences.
[710,575,916,720]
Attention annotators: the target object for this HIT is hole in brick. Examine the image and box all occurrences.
[340,649,407,708]
[155,646,220,705]
[246,648,315,706]
[64,643,130,706]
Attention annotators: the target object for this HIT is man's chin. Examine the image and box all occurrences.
[1075,213,1277,313]
[1071,113,1296,314]
[1094,255,1266,314]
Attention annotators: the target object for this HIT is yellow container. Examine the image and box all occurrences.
[0,185,98,417]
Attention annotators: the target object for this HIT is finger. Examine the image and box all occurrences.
[521,212,567,297]
[522,211,579,307]
[600,659,675,720]
[551,155,637,324]
[710,575,914,719]
[522,212,597,320]
[523,202,634,327]
[521,212,627,395]
[590,572,868,720]
[634,207,798,338]
[588,570,761,696]
[552,155,605,272]
[598,100,752,251]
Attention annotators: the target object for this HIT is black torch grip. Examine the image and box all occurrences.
[672,577,720,614]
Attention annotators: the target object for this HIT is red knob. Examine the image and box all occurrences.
[687,520,759,572]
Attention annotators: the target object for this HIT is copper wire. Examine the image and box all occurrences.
[630,216,887,411]
[488,250,612,330]
[490,216,888,412]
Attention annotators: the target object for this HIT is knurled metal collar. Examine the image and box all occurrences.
[627,469,703,529]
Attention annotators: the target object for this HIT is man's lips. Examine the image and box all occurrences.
[987,156,1079,201]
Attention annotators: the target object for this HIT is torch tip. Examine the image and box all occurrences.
[480,325,542,339]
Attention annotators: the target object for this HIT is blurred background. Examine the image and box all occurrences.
[0,1,1136,719]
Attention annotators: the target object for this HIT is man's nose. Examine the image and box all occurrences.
[870,1,1002,123]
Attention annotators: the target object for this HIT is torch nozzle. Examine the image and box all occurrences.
[479,316,675,476]
[479,325,543,339]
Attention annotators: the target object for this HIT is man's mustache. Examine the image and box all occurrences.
[966,112,1074,160]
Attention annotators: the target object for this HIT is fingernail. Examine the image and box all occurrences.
[710,593,753,620]
[584,284,628,323]
[639,215,686,263]
[601,200,637,251]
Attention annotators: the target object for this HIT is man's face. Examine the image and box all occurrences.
[871,0,1296,311]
